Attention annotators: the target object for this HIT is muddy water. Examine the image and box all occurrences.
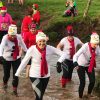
[0,55,100,100]
[44,55,100,100]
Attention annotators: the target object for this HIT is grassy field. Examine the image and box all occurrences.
[24,0,100,30]
[25,0,100,18]
[3,0,100,31]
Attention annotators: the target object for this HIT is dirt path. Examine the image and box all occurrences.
[0,55,100,100]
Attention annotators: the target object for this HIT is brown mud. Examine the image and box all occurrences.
[0,55,100,100]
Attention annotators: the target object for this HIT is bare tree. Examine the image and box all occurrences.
[83,0,92,18]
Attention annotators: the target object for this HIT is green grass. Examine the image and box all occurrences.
[24,0,100,31]
[25,0,100,19]
[3,0,100,28]
[2,0,100,38]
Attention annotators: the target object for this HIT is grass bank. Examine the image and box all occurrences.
[3,0,100,33]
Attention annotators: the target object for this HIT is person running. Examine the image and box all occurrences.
[57,25,83,88]
[21,7,33,39]
[15,32,67,100]
[73,32,100,99]
[0,24,27,96]
[23,23,41,48]
[32,4,40,29]
[23,23,42,77]
[0,6,12,43]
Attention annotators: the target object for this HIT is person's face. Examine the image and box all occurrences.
[30,28,37,34]
[32,5,36,10]
[37,39,46,50]
[30,28,36,34]
[67,35,74,40]
[91,43,99,49]
[1,12,6,16]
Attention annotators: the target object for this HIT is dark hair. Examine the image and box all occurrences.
[29,23,36,29]
[26,6,33,16]
[66,25,74,36]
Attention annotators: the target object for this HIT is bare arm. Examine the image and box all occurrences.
[56,43,64,51]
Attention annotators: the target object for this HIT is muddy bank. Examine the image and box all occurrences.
[44,17,100,45]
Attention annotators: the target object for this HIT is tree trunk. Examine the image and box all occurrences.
[83,0,92,18]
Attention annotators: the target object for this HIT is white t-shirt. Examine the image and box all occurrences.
[73,43,100,67]
[0,34,27,61]
[58,36,83,60]
[15,45,67,78]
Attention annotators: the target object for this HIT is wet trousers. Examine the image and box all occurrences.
[30,77,50,100]
[3,58,21,88]
[61,59,74,87]
[77,66,95,98]
[62,59,74,80]
[0,31,7,43]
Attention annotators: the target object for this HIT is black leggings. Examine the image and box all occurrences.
[30,77,50,100]
[0,31,7,43]
[70,6,75,16]
[3,58,21,88]
[77,67,95,98]
[62,59,74,80]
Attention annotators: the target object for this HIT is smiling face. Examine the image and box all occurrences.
[37,39,46,50]
[90,33,99,48]
[30,28,37,34]
[1,11,6,16]
[29,23,37,34]
[91,43,99,49]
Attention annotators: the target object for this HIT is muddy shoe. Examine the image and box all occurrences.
[2,84,8,92]
[12,90,18,97]
[83,94,89,98]
[83,94,97,99]
[71,97,83,100]
[62,84,66,88]
[87,94,98,99]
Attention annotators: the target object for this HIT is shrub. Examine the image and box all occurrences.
[46,32,58,42]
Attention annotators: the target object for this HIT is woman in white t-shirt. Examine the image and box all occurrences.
[0,24,27,96]
[15,32,67,100]
[57,25,83,88]
[73,32,100,99]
